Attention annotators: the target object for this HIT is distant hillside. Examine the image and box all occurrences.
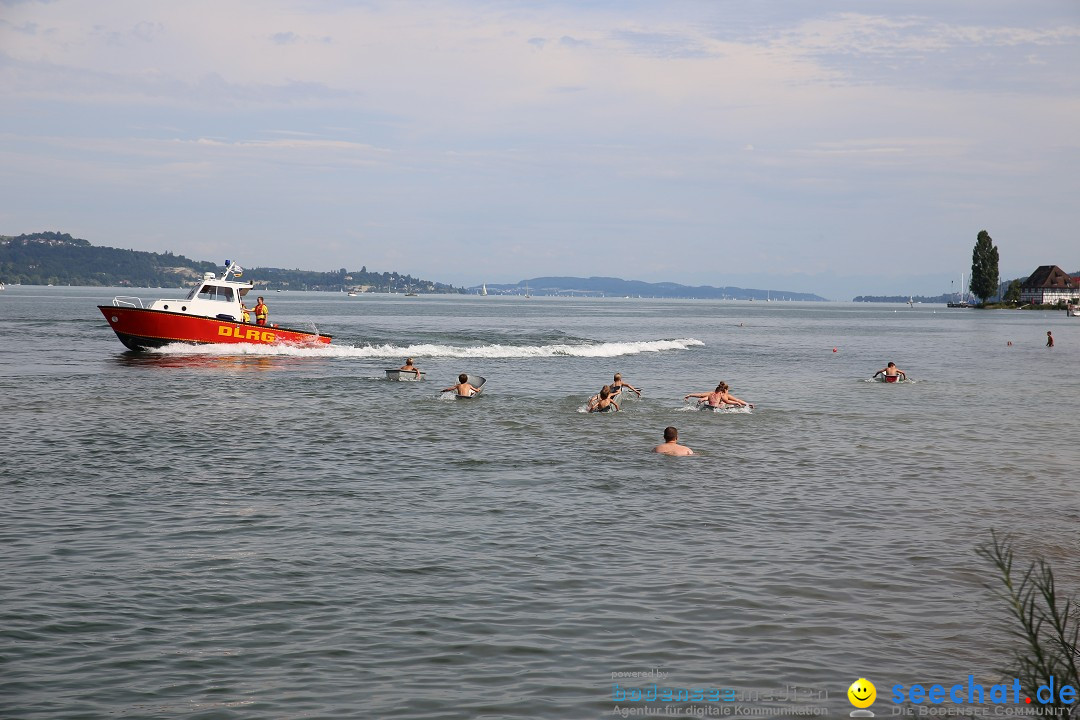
[854,294,955,303]
[0,232,463,292]
[482,276,826,301]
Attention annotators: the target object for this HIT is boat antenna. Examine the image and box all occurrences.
[222,261,244,280]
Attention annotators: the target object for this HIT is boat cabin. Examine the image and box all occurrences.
[148,266,254,322]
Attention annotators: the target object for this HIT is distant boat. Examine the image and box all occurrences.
[525,282,531,299]
[481,283,487,296]
[347,292,357,297]
[908,296,914,308]
[947,272,971,308]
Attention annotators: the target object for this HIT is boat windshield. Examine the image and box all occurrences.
[195,285,235,302]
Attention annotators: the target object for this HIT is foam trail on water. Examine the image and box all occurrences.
[150,338,705,358]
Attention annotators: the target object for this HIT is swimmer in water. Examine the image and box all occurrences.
[713,381,752,408]
[611,372,641,398]
[873,362,907,381]
[685,384,729,408]
[399,357,421,377]
[653,426,693,456]
[686,382,752,409]
[443,373,482,397]
[587,385,620,413]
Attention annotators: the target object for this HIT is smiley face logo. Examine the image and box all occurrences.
[848,678,876,709]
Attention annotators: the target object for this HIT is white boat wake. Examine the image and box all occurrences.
[149,338,705,358]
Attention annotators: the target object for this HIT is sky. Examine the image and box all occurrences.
[1,0,1078,300]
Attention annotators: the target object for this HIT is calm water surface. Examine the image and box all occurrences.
[2,287,1079,719]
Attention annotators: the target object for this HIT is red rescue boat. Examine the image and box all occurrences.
[98,260,331,351]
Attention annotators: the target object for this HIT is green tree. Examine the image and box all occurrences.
[1004,278,1022,304]
[970,230,1000,303]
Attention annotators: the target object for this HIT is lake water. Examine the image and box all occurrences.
[2,287,1079,719]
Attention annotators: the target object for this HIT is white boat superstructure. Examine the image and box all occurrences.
[110,260,255,322]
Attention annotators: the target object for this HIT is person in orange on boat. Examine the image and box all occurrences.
[254,297,268,326]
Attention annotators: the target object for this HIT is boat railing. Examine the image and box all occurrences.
[112,296,145,308]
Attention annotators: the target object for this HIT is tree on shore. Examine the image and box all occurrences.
[1003,279,1022,304]
[970,230,1000,303]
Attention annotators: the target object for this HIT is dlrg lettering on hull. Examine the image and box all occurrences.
[219,326,276,342]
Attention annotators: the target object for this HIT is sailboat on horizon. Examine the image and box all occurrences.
[481,283,487,296]
[947,272,971,308]
[524,281,531,299]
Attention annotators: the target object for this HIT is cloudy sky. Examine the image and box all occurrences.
[1,0,1077,298]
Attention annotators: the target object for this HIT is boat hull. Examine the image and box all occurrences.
[98,306,331,351]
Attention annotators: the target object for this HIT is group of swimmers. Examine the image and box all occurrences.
[583,374,753,414]
[396,358,484,397]
[395,359,753,457]
[398,357,918,456]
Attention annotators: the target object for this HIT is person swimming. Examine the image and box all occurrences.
[610,373,641,397]
[443,373,482,397]
[685,382,753,409]
[653,426,693,456]
[399,357,421,377]
[873,362,907,382]
[587,385,620,413]
[685,385,726,408]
